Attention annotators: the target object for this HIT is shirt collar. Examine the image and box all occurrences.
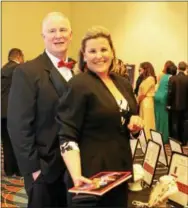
[177,70,185,75]
[11,59,19,64]
[45,49,68,68]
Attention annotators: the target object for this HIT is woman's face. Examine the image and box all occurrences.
[83,37,114,75]
[139,68,144,75]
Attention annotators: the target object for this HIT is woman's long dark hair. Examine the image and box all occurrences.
[140,62,157,83]
[162,60,175,74]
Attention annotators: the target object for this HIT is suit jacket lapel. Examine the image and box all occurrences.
[49,66,68,97]
[42,52,68,98]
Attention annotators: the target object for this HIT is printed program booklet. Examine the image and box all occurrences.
[69,171,132,196]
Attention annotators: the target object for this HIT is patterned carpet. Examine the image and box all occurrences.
[1,176,27,208]
[1,145,188,208]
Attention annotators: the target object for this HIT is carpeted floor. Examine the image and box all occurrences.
[1,144,187,208]
[1,176,27,208]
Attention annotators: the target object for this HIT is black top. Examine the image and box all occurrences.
[134,74,144,96]
[1,60,19,118]
[57,71,138,177]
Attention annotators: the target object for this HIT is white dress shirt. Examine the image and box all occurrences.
[45,49,73,82]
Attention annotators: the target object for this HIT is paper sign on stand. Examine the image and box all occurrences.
[168,152,188,207]
[169,138,183,154]
[138,129,147,154]
[130,139,138,159]
[142,140,161,187]
[150,129,168,167]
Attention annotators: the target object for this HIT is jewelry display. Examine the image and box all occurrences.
[132,175,178,207]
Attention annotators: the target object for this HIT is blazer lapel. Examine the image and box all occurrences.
[49,66,68,98]
[42,52,68,98]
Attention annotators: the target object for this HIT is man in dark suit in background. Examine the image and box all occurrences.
[7,12,77,208]
[1,48,24,176]
[167,61,188,146]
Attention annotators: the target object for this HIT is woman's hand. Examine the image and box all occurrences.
[137,94,145,104]
[128,115,144,133]
[73,175,92,187]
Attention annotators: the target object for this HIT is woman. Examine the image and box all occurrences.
[56,26,143,207]
[157,60,175,84]
[154,64,177,144]
[137,62,156,139]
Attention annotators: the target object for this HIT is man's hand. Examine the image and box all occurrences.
[128,115,144,133]
[32,170,41,181]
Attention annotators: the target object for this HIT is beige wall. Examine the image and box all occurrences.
[2,2,71,64]
[71,2,188,77]
[2,2,187,78]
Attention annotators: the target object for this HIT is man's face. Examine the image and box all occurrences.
[18,54,24,63]
[42,15,72,59]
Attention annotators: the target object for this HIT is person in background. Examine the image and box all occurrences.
[7,12,77,208]
[134,67,144,96]
[166,65,177,138]
[137,62,156,139]
[157,60,175,84]
[1,48,24,176]
[56,26,144,207]
[111,58,130,81]
[154,63,177,144]
[167,61,188,146]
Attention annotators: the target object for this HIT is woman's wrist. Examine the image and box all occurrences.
[131,129,140,134]
[130,129,141,138]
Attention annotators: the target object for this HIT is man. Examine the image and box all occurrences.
[1,48,24,176]
[167,61,188,146]
[7,12,77,207]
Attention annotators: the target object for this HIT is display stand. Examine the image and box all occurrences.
[150,129,168,167]
[138,129,147,155]
[142,140,161,187]
[168,152,188,207]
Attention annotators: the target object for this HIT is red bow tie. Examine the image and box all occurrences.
[57,60,75,69]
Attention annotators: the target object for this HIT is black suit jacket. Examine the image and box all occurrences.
[7,52,74,181]
[57,71,138,178]
[167,72,188,111]
[1,61,19,118]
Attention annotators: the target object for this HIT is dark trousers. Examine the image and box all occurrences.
[168,111,173,138]
[1,118,20,176]
[171,110,188,145]
[97,182,128,207]
[182,112,188,145]
[66,171,128,207]
[24,172,67,208]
